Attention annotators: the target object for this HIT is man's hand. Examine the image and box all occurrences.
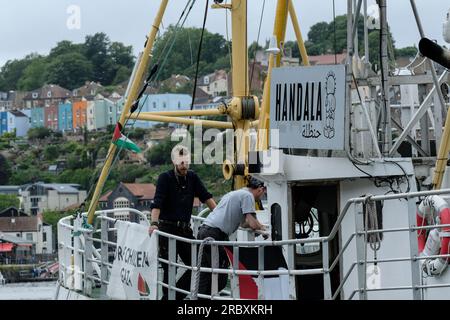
[423,258,447,276]
[148,225,159,235]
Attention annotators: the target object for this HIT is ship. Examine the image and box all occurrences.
[55,0,450,300]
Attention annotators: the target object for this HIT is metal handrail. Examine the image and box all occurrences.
[56,187,450,300]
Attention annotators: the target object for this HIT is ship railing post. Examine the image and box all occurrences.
[83,230,94,297]
[190,241,197,299]
[355,202,367,300]
[257,246,265,300]
[286,243,296,299]
[231,245,240,299]
[154,231,161,300]
[100,215,109,297]
[168,236,177,300]
[407,196,423,300]
[322,241,332,299]
[73,215,83,291]
[211,243,219,299]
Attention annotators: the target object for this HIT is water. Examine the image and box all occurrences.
[0,281,57,300]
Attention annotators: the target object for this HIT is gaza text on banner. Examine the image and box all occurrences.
[107,220,158,300]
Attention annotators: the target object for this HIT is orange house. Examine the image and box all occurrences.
[72,101,87,131]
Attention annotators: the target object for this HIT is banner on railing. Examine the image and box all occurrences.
[107,221,158,300]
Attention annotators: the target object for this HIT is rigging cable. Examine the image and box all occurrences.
[189,0,209,113]
[83,0,197,213]
[249,0,266,94]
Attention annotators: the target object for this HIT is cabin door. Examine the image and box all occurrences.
[291,184,340,300]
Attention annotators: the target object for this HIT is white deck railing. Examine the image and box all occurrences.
[56,188,450,300]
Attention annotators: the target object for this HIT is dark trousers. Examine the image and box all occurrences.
[197,225,230,297]
[158,223,194,300]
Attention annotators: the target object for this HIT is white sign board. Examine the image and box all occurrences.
[270,65,346,150]
[107,221,158,300]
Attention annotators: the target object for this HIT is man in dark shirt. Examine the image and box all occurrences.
[148,145,216,300]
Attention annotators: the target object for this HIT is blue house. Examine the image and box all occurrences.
[0,111,30,137]
[132,93,192,129]
[0,112,7,135]
[58,103,73,132]
[31,107,45,128]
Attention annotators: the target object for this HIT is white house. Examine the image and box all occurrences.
[197,70,229,97]
[0,215,53,254]
[20,183,87,216]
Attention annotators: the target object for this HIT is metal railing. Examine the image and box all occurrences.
[56,188,450,300]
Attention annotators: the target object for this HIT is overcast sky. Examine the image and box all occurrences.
[0,0,448,68]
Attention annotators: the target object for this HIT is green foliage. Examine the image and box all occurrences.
[145,137,177,166]
[304,14,399,70]
[44,145,60,161]
[9,168,54,185]
[126,127,146,140]
[49,41,84,58]
[113,66,132,85]
[56,168,95,190]
[17,56,48,91]
[43,209,77,236]
[0,33,135,91]
[152,26,230,80]
[0,155,11,184]
[284,41,300,58]
[46,53,94,89]
[248,41,263,60]
[0,53,41,91]
[395,46,418,58]
[116,164,148,183]
[27,127,53,140]
[0,195,19,211]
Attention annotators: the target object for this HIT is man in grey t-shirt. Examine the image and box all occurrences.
[196,177,266,297]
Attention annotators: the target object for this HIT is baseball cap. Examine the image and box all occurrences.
[248,176,265,189]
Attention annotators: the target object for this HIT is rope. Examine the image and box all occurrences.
[191,237,215,300]
[362,194,381,298]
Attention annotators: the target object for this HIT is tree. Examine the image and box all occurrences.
[17,56,48,91]
[84,33,113,85]
[43,209,77,237]
[152,26,230,80]
[48,40,83,58]
[0,53,41,91]
[46,53,94,89]
[0,155,11,184]
[284,41,300,58]
[395,46,418,58]
[27,127,53,140]
[248,41,263,60]
[110,42,134,68]
[0,195,19,211]
[44,145,60,161]
[145,138,177,166]
[112,66,132,85]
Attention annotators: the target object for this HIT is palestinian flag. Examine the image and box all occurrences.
[224,245,289,299]
[112,122,141,153]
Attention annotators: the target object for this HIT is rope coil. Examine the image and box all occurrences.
[191,237,216,300]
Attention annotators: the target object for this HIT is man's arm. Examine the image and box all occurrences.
[149,173,168,235]
[204,198,216,211]
[244,213,265,231]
